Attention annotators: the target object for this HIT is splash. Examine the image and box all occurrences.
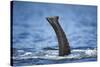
[13,48,97,60]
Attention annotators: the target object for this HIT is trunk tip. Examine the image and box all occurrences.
[46,16,59,19]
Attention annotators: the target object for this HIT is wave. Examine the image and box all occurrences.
[13,48,97,60]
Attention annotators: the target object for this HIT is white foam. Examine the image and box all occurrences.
[13,48,97,60]
[85,49,97,56]
[17,50,24,53]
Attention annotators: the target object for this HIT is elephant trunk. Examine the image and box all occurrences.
[46,16,70,56]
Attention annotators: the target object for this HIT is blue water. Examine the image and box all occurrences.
[12,1,97,66]
[13,58,97,66]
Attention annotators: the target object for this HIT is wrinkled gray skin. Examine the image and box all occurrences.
[46,16,71,56]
